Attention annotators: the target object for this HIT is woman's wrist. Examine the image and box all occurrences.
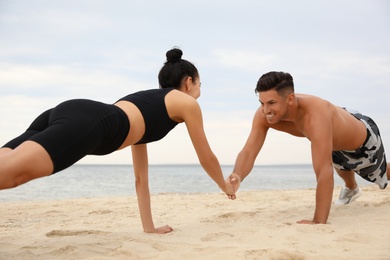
[219,183,227,193]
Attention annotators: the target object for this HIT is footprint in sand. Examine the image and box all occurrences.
[88,210,113,215]
[200,211,258,224]
[245,249,305,260]
[335,232,373,244]
[200,232,235,242]
[46,230,109,237]
[218,211,257,222]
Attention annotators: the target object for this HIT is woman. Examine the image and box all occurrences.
[0,48,235,234]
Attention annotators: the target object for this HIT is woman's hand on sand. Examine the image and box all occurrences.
[154,225,174,234]
[297,219,320,225]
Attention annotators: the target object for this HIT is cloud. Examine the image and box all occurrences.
[212,47,390,76]
[1,3,114,35]
[212,49,278,72]
[0,63,152,100]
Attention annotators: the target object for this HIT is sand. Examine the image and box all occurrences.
[0,185,389,260]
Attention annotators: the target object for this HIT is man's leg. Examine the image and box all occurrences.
[387,163,390,180]
[335,169,357,189]
[334,168,361,204]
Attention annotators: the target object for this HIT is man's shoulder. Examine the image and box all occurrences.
[298,94,334,113]
[296,93,328,103]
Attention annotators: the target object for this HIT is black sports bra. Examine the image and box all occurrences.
[117,88,179,144]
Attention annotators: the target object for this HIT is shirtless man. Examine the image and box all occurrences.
[227,71,389,224]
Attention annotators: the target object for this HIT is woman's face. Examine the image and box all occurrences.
[181,76,201,99]
[190,76,201,99]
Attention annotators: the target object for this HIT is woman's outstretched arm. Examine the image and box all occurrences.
[181,99,234,197]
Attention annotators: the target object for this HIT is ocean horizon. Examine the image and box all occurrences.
[0,163,371,202]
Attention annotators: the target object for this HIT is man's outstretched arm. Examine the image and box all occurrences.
[229,108,268,184]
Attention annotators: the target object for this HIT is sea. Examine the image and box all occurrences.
[0,164,371,202]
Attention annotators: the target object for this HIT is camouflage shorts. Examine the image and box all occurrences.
[332,111,388,189]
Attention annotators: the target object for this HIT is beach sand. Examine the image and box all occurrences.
[0,185,389,260]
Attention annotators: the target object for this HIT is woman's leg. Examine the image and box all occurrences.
[0,108,54,189]
[0,147,12,156]
[0,141,53,189]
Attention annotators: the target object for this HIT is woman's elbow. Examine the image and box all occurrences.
[135,177,149,190]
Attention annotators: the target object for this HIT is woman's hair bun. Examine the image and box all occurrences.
[166,48,183,63]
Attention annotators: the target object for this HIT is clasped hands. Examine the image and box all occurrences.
[223,173,241,200]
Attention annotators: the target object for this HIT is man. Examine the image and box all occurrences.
[227,71,389,224]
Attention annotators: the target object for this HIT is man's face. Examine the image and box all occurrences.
[259,89,289,124]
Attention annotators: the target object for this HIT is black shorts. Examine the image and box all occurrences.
[2,99,130,174]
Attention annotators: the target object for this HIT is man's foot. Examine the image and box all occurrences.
[379,182,388,190]
[335,186,361,205]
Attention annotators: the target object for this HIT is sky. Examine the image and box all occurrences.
[0,0,389,166]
